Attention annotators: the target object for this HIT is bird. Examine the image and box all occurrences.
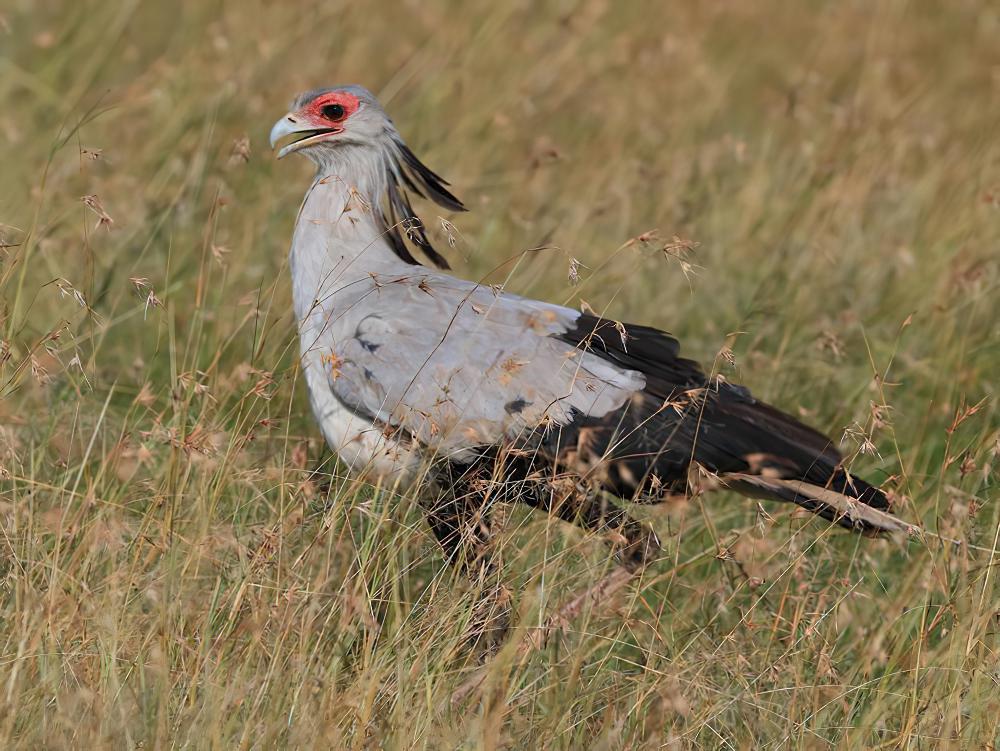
[269,84,911,584]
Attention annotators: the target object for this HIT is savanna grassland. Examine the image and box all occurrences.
[1,1,999,748]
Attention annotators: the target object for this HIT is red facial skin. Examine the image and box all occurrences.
[301,90,360,129]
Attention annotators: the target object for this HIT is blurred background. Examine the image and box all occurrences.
[1,1,998,747]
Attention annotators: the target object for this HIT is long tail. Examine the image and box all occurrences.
[720,471,914,536]
[702,397,914,535]
[554,314,917,536]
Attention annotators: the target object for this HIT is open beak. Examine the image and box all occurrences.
[269,114,340,159]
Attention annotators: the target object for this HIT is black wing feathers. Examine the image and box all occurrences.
[556,314,704,389]
[550,314,891,522]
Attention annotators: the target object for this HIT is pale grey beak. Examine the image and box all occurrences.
[270,114,339,159]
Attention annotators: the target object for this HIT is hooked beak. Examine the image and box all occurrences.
[269,114,341,159]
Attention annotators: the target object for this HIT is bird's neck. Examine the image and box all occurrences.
[288,146,406,320]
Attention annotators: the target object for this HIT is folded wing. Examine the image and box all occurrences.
[322,274,645,462]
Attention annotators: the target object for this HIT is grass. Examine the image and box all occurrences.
[1,0,998,747]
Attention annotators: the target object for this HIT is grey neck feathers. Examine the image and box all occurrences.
[311,136,466,270]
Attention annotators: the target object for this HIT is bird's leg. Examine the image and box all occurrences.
[422,472,511,653]
[421,487,494,573]
[521,479,661,570]
[447,478,657,706]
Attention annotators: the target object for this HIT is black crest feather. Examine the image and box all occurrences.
[379,139,466,270]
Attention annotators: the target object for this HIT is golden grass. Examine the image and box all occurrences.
[1,1,998,747]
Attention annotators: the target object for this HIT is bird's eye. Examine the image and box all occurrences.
[321,103,346,120]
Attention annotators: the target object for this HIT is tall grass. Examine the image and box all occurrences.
[1,1,998,747]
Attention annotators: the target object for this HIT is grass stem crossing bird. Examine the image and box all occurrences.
[269,85,911,588]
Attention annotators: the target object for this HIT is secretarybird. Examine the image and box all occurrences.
[269,85,910,600]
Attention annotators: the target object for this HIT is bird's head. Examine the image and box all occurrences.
[270,85,465,269]
[269,85,389,160]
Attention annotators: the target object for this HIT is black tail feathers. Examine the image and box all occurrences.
[722,469,910,536]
